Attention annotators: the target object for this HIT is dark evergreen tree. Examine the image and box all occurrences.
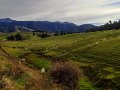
[6,33,23,41]
[88,20,120,32]
[41,33,46,38]
[60,31,64,35]
[33,32,35,36]
[10,35,15,40]
[6,36,11,40]
[15,33,22,41]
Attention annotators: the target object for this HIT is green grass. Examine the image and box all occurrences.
[0,33,7,40]
[2,46,26,58]
[69,37,120,67]
[79,78,99,90]
[15,73,29,86]
[0,55,29,89]
[1,30,120,89]
[25,53,52,70]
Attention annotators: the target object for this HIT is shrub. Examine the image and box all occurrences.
[6,33,23,41]
[50,62,79,89]
[3,67,24,80]
[15,33,22,41]
[0,80,6,89]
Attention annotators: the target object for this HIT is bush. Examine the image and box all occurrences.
[3,67,24,80]
[6,33,23,41]
[15,33,22,41]
[0,80,6,89]
[6,35,15,41]
[50,62,79,89]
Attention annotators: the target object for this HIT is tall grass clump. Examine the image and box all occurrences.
[50,62,79,90]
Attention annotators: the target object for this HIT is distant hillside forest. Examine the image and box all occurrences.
[1,18,120,33]
[0,18,96,33]
[89,20,120,32]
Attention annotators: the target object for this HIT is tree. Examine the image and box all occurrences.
[10,35,15,40]
[60,31,64,35]
[41,32,48,38]
[6,33,23,41]
[89,20,120,32]
[6,36,11,41]
[109,20,112,24]
[33,32,35,36]
[15,33,22,41]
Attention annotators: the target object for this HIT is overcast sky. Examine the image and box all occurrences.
[0,0,120,25]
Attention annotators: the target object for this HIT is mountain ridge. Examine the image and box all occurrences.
[0,18,16,23]
[0,18,96,33]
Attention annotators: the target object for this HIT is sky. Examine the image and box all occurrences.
[0,0,120,25]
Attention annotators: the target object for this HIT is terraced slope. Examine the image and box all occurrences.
[1,29,120,89]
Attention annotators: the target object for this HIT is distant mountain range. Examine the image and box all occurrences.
[0,18,96,33]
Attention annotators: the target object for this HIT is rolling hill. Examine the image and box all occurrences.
[0,29,120,89]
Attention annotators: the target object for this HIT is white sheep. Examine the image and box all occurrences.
[41,68,45,73]
[95,42,99,45]
[21,58,25,62]
[87,45,92,47]
[108,37,112,39]
[19,61,21,64]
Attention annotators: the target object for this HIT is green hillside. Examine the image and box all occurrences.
[0,30,120,89]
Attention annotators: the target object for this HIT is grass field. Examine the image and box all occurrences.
[1,30,120,89]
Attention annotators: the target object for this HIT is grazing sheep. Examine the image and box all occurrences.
[18,59,25,64]
[102,38,106,41]
[19,61,21,64]
[87,45,92,47]
[95,42,99,45]
[41,68,45,73]
[108,37,112,39]
[21,59,25,62]
[75,40,77,42]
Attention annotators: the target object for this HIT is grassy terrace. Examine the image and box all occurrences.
[1,30,120,89]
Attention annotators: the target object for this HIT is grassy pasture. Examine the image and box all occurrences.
[1,30,120,89]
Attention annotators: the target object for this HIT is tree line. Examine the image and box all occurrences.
[33,31,71,38]
[88,20,120,32]
[6,33,23,41]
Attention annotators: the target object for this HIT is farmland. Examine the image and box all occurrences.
[0,30,120,90]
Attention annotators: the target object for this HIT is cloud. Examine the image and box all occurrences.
[0,0,120,25]
[103,0,120,7]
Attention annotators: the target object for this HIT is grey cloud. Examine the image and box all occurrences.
[103,1,120,7]
[0,0,120,25]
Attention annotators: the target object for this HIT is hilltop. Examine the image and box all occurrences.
[0,18,16,23]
